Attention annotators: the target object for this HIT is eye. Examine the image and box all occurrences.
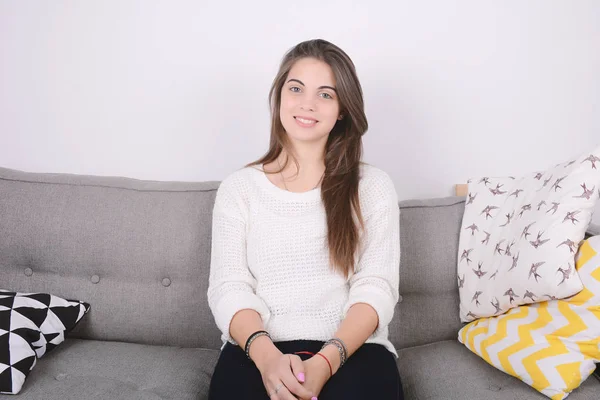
[320,92,333,99]
[289,86,301,93]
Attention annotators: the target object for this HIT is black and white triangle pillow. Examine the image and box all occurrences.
[0,289,90,394]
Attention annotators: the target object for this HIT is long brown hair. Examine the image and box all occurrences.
[246,39,368,279]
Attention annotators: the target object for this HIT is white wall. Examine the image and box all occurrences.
[1,1,599,222]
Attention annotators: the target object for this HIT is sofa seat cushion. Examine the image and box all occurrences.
[0,338,219,400]
[397,340,600,400]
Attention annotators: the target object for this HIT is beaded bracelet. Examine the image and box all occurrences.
[331,337,349,361]
[244,330,271,361]
[322,338,348,367]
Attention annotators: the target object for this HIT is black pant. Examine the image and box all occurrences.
[208,340,403,400]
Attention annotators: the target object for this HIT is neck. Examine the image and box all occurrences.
[280,139,327,174]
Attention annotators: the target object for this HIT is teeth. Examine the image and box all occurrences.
[296,117,316,124]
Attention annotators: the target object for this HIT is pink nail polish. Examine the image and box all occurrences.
[298,372,305,382]
[311,397,318,400]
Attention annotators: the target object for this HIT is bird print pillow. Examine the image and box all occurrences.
[458,145,600,323]
[458,235,600,400]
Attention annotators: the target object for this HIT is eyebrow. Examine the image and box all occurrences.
[287,78,337,93]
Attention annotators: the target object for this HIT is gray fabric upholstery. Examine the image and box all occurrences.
[397,340,600,400]
[0,166,223,350]
[587,223,600,236]
[0,339,218,400]
[392,197,466,349]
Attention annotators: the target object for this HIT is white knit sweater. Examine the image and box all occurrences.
[207,163,401,357]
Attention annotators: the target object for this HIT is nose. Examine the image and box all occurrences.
[300,103,315,112]
[299,95,316,112]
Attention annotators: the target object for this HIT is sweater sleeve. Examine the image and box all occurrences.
[207,179,271,345]
[342,173,401,337]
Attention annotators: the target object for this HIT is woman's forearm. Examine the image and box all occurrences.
[321,303,379,373]
[229,309,280,370]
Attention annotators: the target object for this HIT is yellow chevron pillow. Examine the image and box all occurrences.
[458,236,600,399]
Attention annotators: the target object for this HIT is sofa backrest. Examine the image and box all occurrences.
[2,166,597,351]
[391,197,466,349]
[389,197,599,350]
[0,166,224,349]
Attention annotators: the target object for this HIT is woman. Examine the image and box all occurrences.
[207,38,403,400]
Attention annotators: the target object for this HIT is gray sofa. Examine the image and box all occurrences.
[0,165,598,400]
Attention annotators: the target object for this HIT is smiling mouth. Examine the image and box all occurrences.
[294,116,318,125]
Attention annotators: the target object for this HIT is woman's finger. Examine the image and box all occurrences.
[289,354,306,383]
[272,384,298,400]
[267,380,285,400]
[281,369,313,399]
